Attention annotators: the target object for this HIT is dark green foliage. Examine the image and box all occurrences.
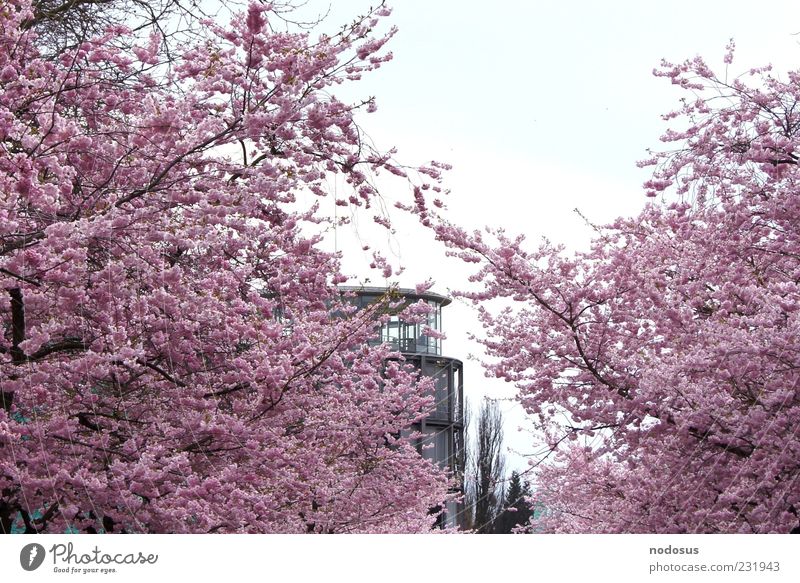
[494,471,534,534]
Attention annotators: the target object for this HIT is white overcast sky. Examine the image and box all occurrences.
[284,1,800,470]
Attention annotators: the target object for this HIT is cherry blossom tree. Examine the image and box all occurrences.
[423,46,800,533]
[0,0,452,533]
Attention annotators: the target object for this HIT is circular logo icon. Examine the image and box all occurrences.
[20,543,46,571]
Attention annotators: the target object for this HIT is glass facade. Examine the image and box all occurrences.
[348,289,445,355]
[378,308,441,354]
